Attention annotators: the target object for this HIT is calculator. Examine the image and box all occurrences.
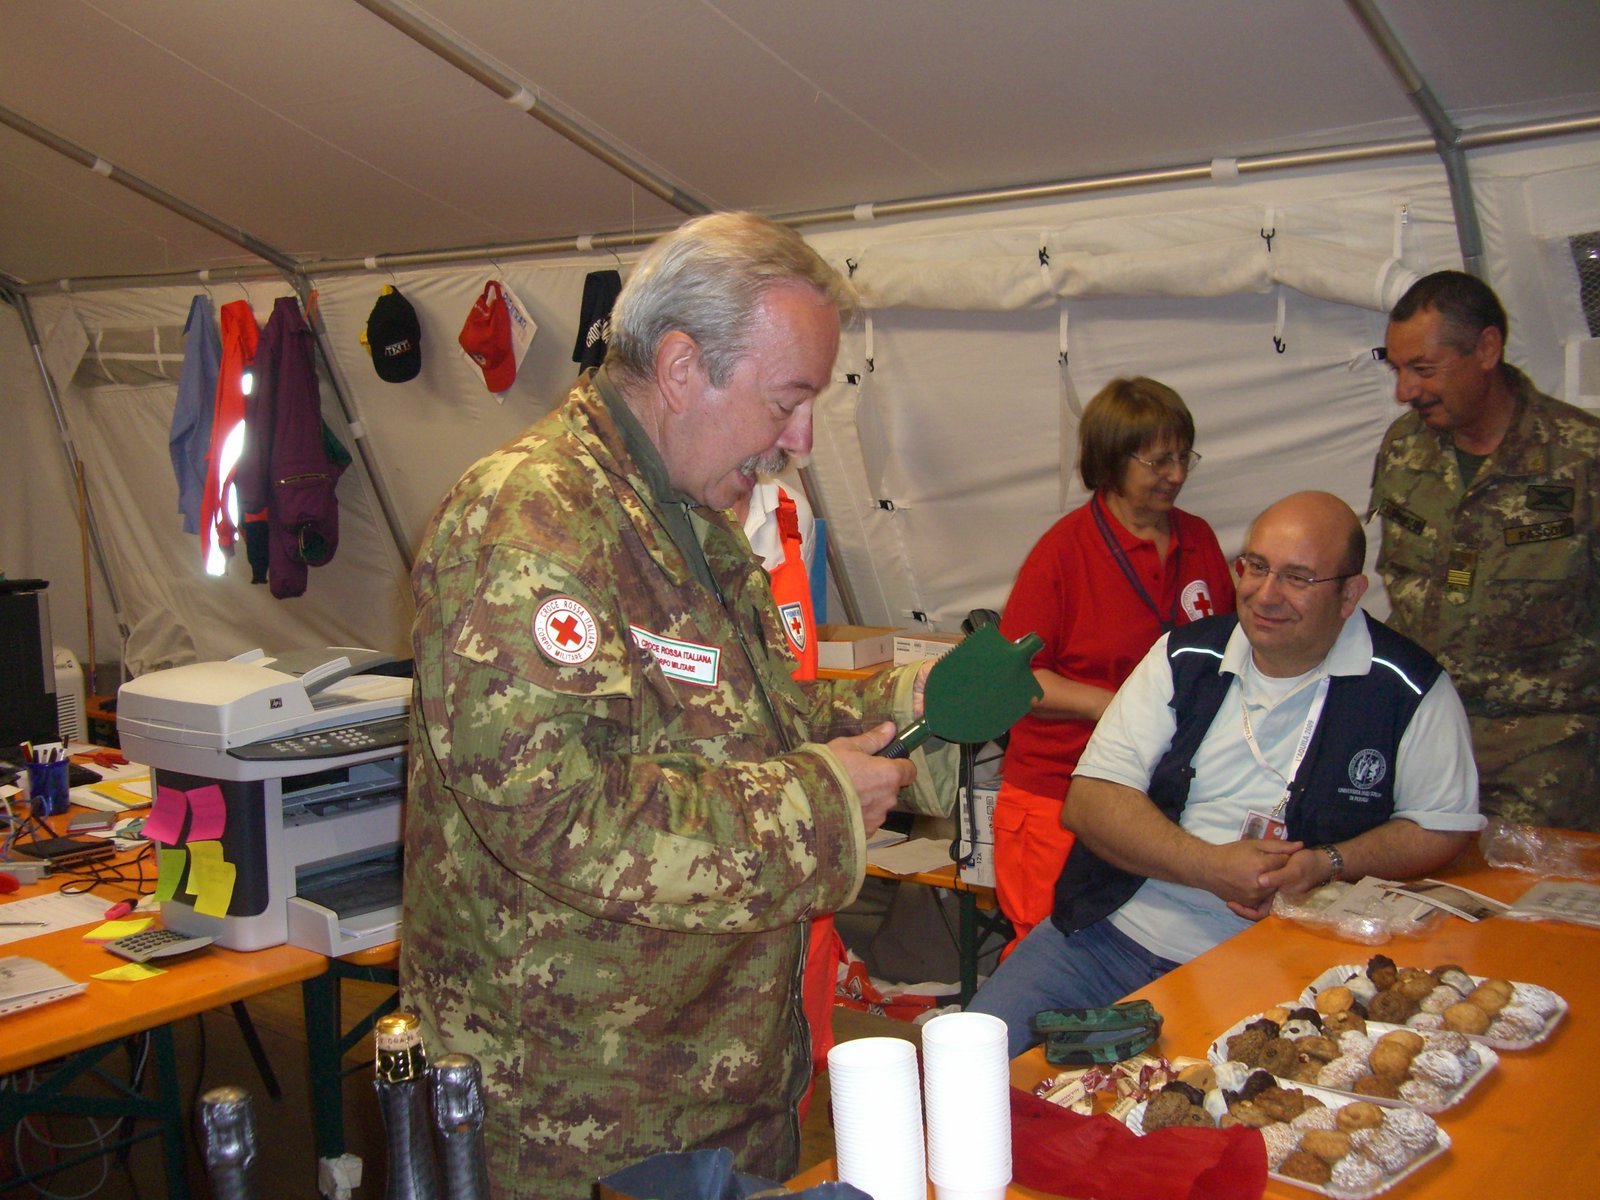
[104,927,216,962]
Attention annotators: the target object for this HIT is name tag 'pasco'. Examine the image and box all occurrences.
[1504,516,1575,546]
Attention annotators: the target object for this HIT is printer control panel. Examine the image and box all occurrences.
[227,712,410,762]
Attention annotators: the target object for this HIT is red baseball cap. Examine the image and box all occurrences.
[458,281,517,393]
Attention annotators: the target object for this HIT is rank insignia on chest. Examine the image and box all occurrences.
[1377,498,1426,536]
[1445,546,1477,591]
[778,602,807,651]
[1526,484,1574,513]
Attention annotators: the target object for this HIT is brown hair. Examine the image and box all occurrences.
[1078,376,1196,493]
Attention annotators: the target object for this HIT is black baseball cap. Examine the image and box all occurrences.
[366,287,422,383]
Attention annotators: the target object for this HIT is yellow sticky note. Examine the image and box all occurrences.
[84,916,155,942]
[154,847,187,902]
[94,961,167,982]
[186,840,236,918]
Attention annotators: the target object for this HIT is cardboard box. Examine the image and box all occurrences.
[892,630,963,666]
[816,624,897,671]
[955,783,999,889]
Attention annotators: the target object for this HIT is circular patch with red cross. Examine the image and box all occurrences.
[533,595,599,665]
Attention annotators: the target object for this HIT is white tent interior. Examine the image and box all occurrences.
[3,1,1599,685]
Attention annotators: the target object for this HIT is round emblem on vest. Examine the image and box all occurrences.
[533,595,599,665]
[1348,748,1387,790]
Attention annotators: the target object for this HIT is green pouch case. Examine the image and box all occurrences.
[1031,999,1164,1066]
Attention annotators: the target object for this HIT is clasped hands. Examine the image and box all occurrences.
[1213,837,1332,921]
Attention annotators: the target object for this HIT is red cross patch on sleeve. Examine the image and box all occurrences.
[533,595,599,665]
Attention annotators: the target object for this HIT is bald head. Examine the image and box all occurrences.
[1246,492,1365,577]
[1236,492,1370,677]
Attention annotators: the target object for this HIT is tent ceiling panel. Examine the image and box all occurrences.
[0,123,260,282]
[1,0,1597,285]
[1378,0,1600,125]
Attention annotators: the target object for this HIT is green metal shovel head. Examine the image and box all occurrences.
[881,623,1043,758]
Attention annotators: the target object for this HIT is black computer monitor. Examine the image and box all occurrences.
[0,579,60,749]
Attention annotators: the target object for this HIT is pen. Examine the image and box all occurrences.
[0,921,48,927]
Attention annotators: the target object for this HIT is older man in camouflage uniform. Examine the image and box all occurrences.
[403,213,940,1198]
[1370,270,1600,831]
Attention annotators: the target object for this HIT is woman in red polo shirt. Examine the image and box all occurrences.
[994,377,1235,950]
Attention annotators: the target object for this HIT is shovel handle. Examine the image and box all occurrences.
[879,717,930,760]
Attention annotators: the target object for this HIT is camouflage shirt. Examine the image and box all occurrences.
[401,370,926,1199]
[1370,370,1600,824]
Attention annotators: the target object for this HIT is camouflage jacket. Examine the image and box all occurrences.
[401,371,927,1199]
[1370,369,1600,718]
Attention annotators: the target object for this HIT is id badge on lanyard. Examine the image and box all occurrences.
[1237,677,1330,842]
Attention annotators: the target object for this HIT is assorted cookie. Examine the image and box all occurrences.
[1128,1070,1448,1196]
[1212,1006,1494,1113]
[1301,955,1566,1049]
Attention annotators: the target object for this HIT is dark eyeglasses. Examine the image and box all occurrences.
[1233,554,1354,592]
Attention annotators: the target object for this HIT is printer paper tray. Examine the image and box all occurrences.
[286,895,399,957]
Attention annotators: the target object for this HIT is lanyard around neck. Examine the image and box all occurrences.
[1091,493,1180,632]
[1240,675,1331,815]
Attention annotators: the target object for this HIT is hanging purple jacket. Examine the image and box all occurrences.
[236,296,347,599]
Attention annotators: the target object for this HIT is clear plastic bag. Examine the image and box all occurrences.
[1270,880,1444,945]
[1478,818,1600,881]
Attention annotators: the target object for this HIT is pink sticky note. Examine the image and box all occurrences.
[145,785,190,845]
[185,784,227,841]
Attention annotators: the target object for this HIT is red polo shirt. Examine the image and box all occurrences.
[998,497,1236,800]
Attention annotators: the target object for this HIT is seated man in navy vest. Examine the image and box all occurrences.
[970,491,1482,1058]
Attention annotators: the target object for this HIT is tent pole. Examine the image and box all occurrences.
[350,0,709,217]
[1344,0,1486,278]
[3,287,132,683]
[292,280,418,576]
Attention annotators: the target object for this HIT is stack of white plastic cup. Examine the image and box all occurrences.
[826,1036,926,1200]
[921,1011,1012,1200]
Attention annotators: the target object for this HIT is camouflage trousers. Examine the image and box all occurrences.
[1469,712,1600,833]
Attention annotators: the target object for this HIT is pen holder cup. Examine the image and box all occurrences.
[26,759,71,818]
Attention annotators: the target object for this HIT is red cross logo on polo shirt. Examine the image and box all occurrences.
[550,612,583,647]
[1181,580,1216,623]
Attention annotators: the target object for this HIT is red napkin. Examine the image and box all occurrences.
[1009,1087,1266,1200]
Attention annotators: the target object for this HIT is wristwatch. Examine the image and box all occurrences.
[1315,843,1345,885]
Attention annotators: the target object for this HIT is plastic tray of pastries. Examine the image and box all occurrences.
[1299,961,1567,1050]
[1206,1008,1498,1113]
[1125,1073,1450,1199]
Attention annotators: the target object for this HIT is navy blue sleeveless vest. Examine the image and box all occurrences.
[1051,612,1441,936]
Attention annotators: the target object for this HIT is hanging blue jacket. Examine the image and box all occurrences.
[169,295,220,534]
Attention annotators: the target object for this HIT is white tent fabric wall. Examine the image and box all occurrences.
[4,136,1599,679]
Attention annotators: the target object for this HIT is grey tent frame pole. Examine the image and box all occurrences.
[1345,0,1486,278]
[4,287,133,682]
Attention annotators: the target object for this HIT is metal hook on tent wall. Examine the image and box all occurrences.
[1260,227,1276,252]
[1272,335,1287,354]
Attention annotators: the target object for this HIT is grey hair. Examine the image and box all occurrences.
[606,212,856,389]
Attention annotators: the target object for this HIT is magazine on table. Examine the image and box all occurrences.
[1379,878,1510,922]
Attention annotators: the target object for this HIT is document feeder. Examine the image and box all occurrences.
[116,647,410,955]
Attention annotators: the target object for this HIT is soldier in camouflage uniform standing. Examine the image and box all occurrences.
[402,212,943,1200]
[1370,270,1600,831]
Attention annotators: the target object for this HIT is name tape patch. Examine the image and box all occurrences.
[1505,517,1574,546]
[630,626,721,687]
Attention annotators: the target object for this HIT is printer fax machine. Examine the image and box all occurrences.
[117,646,412,955]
